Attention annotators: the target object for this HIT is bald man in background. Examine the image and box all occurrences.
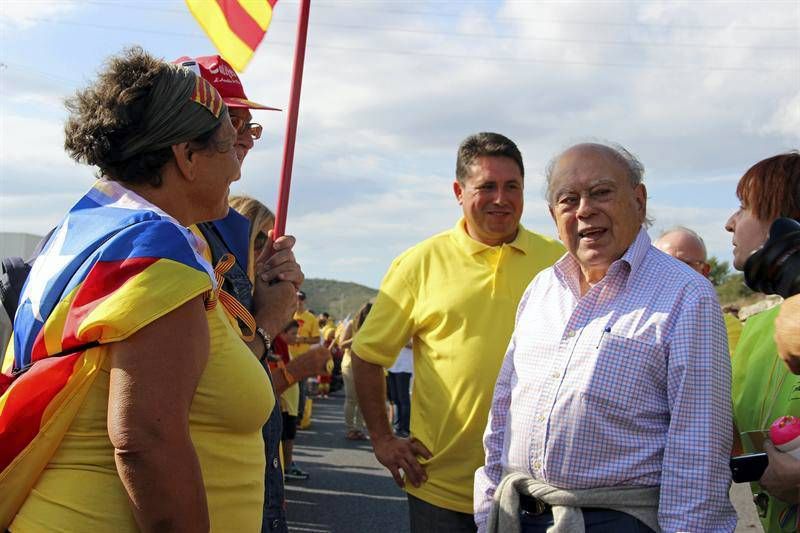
[654,226,742,354]
[653,226,711,277]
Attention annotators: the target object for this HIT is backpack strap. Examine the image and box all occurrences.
[0,257,31,321]
[203,253,256,341]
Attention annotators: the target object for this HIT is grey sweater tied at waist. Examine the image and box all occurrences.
[484,470,661,533]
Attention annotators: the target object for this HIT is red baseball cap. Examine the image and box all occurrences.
[173,54,280,111]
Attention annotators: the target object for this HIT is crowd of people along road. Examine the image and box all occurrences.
[1,45,799,533]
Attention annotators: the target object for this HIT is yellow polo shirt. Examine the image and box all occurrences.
[289,309,319,359]
[353,218,564,513]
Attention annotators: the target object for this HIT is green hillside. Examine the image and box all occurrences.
[300,278,378,321]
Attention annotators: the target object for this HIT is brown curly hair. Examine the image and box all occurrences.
[64,47,220,187]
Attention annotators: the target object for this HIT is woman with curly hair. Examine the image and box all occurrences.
[0,47,298,531]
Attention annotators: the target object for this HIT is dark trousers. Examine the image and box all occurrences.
[407,493,476,533]
[387,372,411,434]
[520,507,655,533]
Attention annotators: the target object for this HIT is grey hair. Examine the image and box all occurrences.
[658,226,708,258]
[544,141,651,226]
[544,141,645,204]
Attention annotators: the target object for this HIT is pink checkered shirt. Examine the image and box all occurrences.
[474,228,736,532]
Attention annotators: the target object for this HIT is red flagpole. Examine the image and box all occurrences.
[272,0,310,240]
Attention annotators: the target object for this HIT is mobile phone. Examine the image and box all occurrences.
[730,453,769,483]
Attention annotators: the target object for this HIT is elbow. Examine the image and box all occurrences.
[108,419,189,464]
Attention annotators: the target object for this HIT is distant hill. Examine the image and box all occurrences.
[301,278,378,321]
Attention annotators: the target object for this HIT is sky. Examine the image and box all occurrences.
[1,0,798,289]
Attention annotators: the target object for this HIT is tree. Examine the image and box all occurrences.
[707,256,731,287]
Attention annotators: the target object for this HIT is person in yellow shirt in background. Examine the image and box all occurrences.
[317,327,336,398]
[288,290,320,473]
[653,226,743,354]
[352,132,565,532]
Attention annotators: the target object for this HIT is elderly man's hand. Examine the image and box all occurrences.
[760,440,800,504]
[775,294,800,374]
[372,434,432,489]
[255,232,304,289]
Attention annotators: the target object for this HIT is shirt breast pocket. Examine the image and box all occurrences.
[581,333,665,414]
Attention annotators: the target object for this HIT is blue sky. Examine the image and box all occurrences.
[1,0,798,289]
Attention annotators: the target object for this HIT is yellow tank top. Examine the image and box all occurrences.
[11,303,274,532]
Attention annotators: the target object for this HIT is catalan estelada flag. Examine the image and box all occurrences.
[0,180,215,527]
[186,0,278,72]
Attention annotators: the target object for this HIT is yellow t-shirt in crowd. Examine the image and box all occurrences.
[290,309,319,358]
[280,382,300,417]
[322,324,336,344]
[11,290,274,533]
[353,218,565,514]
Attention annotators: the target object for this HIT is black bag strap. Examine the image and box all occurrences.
[1,257,31,320]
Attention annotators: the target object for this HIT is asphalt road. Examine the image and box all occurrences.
[286,391,764,533]
[285,391,410,533]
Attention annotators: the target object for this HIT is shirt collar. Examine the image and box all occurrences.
[554,226,650,292]
[450,217,529,256]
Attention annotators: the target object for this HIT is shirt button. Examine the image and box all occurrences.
[566,330,575,338]
[273,458,279,468]
[533,460,542,470]
[537,414,545,423]
[272,519,280,529]
[551,371,560,379]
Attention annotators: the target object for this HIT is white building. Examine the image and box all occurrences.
[0,233,45,259]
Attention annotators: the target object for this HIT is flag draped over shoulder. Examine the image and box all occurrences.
[186,0,278,72]
[0,180,215,527]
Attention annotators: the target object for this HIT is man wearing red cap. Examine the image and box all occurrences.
[173,54,318,533]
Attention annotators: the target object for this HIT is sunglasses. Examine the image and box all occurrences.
[230,116,263,140]
[254,231,268,251]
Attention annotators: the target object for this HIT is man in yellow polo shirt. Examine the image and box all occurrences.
[352,132,565,532]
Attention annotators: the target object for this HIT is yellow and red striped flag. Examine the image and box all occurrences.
[186,0,278,72]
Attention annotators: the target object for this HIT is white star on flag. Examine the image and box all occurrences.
[22,223,76,322]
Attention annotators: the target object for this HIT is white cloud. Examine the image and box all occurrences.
[760,91,800,140]
[0,0,78,30]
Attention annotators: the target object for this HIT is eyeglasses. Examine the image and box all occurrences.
[678,258,707,269]
[230,116,263,140]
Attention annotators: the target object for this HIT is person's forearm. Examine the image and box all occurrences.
[272,348,331,394]
[352,352,394,442]
[272,359,303,395]
[114,436,209,532]
[254,309,286,339]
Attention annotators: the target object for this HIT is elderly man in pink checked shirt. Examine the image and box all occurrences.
[474,143,737,532]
